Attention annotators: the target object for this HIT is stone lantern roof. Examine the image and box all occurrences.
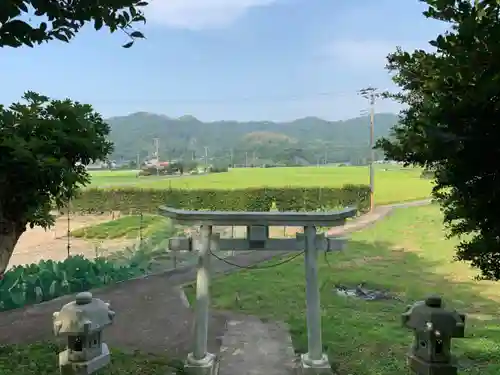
[53,292,115,336]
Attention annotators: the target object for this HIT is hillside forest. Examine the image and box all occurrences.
[107,112,399,166]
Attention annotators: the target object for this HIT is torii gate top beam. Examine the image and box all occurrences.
[158,206,358,227]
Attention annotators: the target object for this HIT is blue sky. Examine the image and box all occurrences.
[2,0,447,121]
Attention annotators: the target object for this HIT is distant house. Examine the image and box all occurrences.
[144,159,180,169]
[144,158,159,167]
[84,160,113,170]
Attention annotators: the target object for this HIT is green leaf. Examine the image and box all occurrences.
[17,2,29,12]
[130,31,145,38]
[122,41,134,48]
[94,17,103,31]
[49,280,58,297]
[9,283,27,307]
[34,286,43,303]
[53,33,69,42]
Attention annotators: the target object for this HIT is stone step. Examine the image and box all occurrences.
[218,315,297,375]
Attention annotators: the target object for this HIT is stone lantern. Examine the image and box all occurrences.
[53,291,116,375]
[402,295,466,375]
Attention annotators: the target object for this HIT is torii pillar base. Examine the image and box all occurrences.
[185,352,217,375]
[299,353,334,375]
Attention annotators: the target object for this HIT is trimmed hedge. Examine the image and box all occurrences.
[68,185,370,214]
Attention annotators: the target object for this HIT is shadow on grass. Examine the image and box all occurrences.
[203,239,500,375]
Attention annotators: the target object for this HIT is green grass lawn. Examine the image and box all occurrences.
[0,342,183,375]
[71,215,169,239]
[89,166,432,205]
[194,205,500,375]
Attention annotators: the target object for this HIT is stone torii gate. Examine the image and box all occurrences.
[159,206,357,375]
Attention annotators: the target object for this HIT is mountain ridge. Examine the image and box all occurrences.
[106,112,399,166]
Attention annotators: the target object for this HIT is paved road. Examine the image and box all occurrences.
[385,199,432,208]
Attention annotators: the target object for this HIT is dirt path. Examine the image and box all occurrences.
[9,214,130,268]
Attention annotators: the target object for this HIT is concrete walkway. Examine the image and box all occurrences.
[218,315,297,375]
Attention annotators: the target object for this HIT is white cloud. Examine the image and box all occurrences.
[145,0,277,29]
[321,39,433,69]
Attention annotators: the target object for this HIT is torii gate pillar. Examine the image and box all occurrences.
[160,206,357,375]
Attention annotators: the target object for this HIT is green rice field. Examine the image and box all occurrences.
[88,165,433,205]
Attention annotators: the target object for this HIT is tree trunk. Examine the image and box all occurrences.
[0,218,25,274]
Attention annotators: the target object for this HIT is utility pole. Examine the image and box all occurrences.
[136,152,140,170]
[230,148,234,167]
[204,146,209,168]
[245,152,248,168]
[358,87,379,212]
[153,138,160,176]
[153,138,159,159]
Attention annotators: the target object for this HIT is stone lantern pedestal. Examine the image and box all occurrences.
[53,291,115,375]
[402,295,466,375]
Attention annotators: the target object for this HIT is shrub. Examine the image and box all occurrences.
[69,185,370,214]
[420,169,435,179]
[140,166,171,176]
[209,166,229,173]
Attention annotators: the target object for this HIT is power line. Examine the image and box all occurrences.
[84,90,390,105]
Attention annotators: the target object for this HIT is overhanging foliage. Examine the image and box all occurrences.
[0,0,147,48]
[377,0,500,280]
